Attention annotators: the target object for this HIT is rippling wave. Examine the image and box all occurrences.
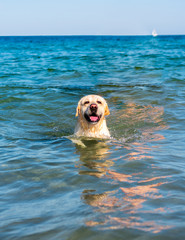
[0,36,185,240]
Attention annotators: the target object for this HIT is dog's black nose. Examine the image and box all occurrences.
[90,103,97,112]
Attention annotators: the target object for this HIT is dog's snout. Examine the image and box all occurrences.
[90,103,97,112]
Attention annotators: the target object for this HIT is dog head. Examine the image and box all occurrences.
[76,95,110,125]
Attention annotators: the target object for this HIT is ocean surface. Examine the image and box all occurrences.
[0,35,185,240]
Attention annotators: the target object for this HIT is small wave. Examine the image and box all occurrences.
[134,66,144,70]
[167,77,185,83]
[47,68,58,72]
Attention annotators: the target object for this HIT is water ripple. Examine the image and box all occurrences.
[0,36,185,240]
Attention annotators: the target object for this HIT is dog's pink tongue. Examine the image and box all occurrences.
[90,116,98,122]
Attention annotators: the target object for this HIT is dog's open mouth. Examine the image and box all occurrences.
[84,113,101,123]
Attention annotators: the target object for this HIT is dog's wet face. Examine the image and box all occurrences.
[76,95,110,125]
[84,101,102,124]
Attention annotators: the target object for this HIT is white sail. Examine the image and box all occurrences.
[152,29,158,37]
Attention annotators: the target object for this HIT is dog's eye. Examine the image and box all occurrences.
[84,101,90,105]
[97,100,102,104]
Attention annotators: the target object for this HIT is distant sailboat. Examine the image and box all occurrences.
[152,29,158,37]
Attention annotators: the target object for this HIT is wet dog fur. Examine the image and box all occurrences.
[74,95,110,139]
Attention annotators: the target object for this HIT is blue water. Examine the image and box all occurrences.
[0,36,185,239]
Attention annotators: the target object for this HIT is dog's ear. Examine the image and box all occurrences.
[104,104,110,116]
[75,101,81,117]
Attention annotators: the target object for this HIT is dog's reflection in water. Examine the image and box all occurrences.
[75,138,113,178]
[75,138,116,215]
[74,138,172,233]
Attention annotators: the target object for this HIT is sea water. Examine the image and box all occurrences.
[0,36,185,239]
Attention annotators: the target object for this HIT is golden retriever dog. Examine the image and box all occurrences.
[74,95,110,139]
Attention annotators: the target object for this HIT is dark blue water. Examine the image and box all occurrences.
[0,36,185,239]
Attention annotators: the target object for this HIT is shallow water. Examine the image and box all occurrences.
[0,36,185,239]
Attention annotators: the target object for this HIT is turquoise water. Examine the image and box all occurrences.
[0,36,185,239]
